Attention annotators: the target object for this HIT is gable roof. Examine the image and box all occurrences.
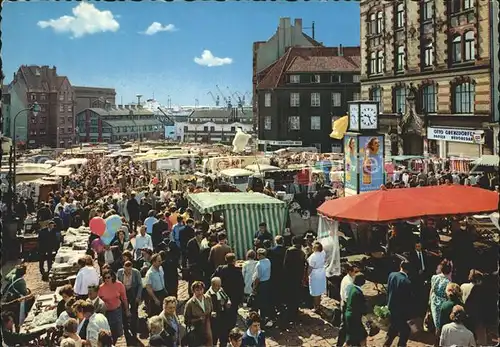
[17,65,67,92]
[256,46,361,89]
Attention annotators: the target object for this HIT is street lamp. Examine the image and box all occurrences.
[136,94,143,152]
[12,102,40,196]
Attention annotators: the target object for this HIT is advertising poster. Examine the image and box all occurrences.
[343,135,358,192]
[358,135,384,192]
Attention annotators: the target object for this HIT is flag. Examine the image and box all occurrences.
[330,116,348,139]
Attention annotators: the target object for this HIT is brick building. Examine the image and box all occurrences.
[253,18,322,132]
[256,46,361,152]
[360,0,493,157]
[7,65,76,148]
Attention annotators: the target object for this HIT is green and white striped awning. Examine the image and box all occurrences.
[187,192,288,257]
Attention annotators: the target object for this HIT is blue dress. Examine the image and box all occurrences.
[430,274,450,329]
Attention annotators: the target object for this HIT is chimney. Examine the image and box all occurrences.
[52,66,57,76]
[294,18,302,32]
[339,44,343,56]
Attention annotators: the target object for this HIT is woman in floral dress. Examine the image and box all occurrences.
[429,260,452,340]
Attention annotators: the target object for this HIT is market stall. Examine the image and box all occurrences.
[187,192,288,257]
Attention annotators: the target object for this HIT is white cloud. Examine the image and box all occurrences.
[142,22,177,35]
[37,3,119,38]
[194,50,233,67]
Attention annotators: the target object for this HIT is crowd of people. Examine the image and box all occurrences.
[1,153,498,347]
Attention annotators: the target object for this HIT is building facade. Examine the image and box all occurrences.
[181,107,253,143]
[360,0,493,158]
[253,17,322,131]
[491,0,499,155]
[256,46,361,152]
[73,86,116,115]
[7,65,76,148]
[76,106,163,143]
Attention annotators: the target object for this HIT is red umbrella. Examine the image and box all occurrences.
[317,185,499,223]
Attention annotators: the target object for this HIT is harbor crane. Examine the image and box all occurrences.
[156,107,175,126]
[207,91,220,106]
[227,87,245,108]
[215,85,229,106]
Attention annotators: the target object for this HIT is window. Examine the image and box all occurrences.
[290,75,300,83]
[312,75,320,83]
[59,94,64,101]
[40,94,46,101]
[311,93,321,107]
[68,116,73,123]
[422,84,437,113]
[452,36,462,62]
[210,126,215,132]
[331,75,341,83]
[376,51,384,73]
[450,0,461,13]
[454,82,475,113]
[376,12,383,34]
[31,94,36,101]
[67,105,72,112]
[370,88,383,112]
[422,0,433,21]
[203,126,208,132]
[464,31,475,61]
[424,42,434,67]
[331,92,342,107]
[264,93,271,107]
[396,3,404,28]
[290,93,300,107]
[264,116,272,130]
[396,46,405,71]
[288,116,300,130]
[353,75,360,83]
[59,128,65,134]
[352,92,360,101]
[464,0,474,10]
[369,13,376,35]
[59,104,64,112]
[370,52,376,74]
[394,87,408,113]
[311,116,321,130]
[184,126,188,132]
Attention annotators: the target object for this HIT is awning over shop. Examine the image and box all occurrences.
[471,155,499,167]
[187,192,288,257]
[50,167,73,177]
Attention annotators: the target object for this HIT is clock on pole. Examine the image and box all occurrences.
[344,100,385,197]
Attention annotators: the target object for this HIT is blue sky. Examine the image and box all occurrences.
[3,1,360,106]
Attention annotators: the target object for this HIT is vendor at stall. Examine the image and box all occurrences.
[2,311,48,347]
[2,264,33,327]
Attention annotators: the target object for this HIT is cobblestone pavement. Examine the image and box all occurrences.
[17,261,497,347]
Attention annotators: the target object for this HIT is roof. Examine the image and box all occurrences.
[72,85,116,93]
[87,107,154,117]
[287,56,360,73]
[187,192,286,214]
[17,65,66,92]
[219,168,255,176]
[257,46,361,90]
[189,107,253,120]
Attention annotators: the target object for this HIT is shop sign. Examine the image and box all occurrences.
[257,140,303,146]
[427,127,481,144]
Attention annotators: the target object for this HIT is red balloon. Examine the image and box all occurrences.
[89,217,106,236]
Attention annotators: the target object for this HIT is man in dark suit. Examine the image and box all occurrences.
[152,212,170,250]
[407,241,429,318]
[212,253,245,331]
[282,236,306,323]
[126,194,140,233]
[186,228,204,296]
[268,235,287,318]
[384,261,413,347]
[179,218,195,269]
[38,221,58,277]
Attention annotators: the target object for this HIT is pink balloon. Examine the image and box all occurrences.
[91,238,104,253]
[89,217,106,236]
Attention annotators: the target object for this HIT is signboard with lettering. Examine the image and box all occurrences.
[427,127,483,144]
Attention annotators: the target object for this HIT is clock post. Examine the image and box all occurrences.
[343,101,386,196]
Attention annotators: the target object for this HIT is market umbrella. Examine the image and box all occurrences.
[317,185,499,223]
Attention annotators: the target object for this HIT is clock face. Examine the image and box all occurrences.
[349,104,359,131]
[360,104,378,130]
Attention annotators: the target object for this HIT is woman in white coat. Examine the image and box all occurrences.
[308,241,327,312]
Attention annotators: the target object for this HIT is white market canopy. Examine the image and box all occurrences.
[56,158,88,167]
[471,155,499,167]
[245,164,280,172]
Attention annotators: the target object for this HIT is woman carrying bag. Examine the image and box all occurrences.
[183,281,213,347]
